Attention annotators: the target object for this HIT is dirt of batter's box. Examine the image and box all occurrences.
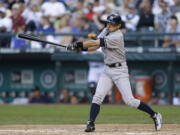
[0,124,179,135]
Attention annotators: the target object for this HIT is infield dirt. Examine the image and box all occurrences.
[0,124,179,135]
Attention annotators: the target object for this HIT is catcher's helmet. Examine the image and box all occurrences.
[105,13,122,25]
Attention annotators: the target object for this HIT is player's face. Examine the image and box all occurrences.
[106,23,121,32]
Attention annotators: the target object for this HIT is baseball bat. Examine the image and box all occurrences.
[18,33,67,48]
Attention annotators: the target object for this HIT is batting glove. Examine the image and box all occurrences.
[66,42,83,53]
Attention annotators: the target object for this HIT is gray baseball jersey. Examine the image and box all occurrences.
[92,29,140,108]
[102,30,126,65]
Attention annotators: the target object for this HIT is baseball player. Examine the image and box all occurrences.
[67,13,162,132]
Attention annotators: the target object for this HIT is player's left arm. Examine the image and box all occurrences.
[83,39,100,48]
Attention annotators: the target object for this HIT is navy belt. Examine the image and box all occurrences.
[106,63,121,68]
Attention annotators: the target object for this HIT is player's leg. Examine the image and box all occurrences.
[85,72,113,132]
[114,76,162,131]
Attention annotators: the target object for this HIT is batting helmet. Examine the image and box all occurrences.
[105,13,122,25]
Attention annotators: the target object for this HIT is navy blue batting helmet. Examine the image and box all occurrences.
[105,13,122,25]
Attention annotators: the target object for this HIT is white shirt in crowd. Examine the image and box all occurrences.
[0,17,12,32]
[22,8,42,26]
[41,1,66,17]
[152,0,175,16]
[122,13,140,31]
[93,5,106,13]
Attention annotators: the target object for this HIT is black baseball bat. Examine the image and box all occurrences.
[18,33,66,48]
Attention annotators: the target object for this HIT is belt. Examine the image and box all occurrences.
[106,63,122,68]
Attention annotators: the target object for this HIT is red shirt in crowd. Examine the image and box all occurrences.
[11,14,25,32]
[84,12,96,21]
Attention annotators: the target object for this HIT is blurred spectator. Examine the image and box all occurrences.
[29,0,43,7]
[84,2,96,21]
[148,93,159,105]
[108,0,127,16]
[170,0,180,22]
[71,0,85,19]
[34,16,55,48]
[152,0,174,16]
[59,88,71,103]
[71,16,81,34]
[163,15,180,48]
[88,81,97,96]
[55,13,73,46]
[29,86,52,103]
[10,34,27,49]
[0,2,11,17]
[70,16,82,41]
[173,91,180,105]
[123,0,134,9]
[122,3,140,31]
[5,0,25,10]
[0,7,12,48]
[93,0,106,14]
[70,95,79,104]
[136,0,154,10]
[137,0,154,30]
[36,16,55,33]
[148,92,167,105]
[22,3,42,32]
[79,17,99,34]
[154,0,172,32]
[74,91,89,103]
[41,0,66,20]
[64,0,77,10]
[152,0,162,16]
[0,99,4,104]
[137,0,152,14]
[11,3,26,33]
[11,97,28,105]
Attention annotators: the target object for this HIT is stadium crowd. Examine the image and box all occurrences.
[0,0,180,48]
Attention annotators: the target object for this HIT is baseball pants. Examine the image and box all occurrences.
[92,62,140,108]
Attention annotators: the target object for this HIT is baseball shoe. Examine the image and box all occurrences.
[151,112,162,131]
[84,120,95,132]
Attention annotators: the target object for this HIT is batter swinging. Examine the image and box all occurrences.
[67,13,162,132]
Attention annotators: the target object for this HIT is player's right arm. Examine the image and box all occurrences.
[82,28,108,49]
